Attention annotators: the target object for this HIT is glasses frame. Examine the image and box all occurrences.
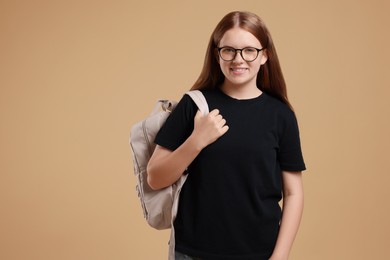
[217,46,265,62]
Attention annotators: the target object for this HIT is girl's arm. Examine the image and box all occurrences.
[147,109,228,190]
[269,171,304,260]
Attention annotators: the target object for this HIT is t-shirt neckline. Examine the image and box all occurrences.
[217,87,266,103]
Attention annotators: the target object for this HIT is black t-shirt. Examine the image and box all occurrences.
[155,88,306,260]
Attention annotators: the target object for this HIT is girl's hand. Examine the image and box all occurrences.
[191,109,229,149]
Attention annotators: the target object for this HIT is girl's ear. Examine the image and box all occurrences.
[260,49,268,65]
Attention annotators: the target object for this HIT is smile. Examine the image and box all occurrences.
[230,68,248,74]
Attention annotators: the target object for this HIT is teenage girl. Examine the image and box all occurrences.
[147,11,306,260]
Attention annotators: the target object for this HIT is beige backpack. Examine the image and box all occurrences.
[129,90,209,230]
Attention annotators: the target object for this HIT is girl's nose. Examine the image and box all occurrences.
[232,50,244,62]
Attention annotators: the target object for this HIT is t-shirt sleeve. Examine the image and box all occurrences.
[277,109,306,172]
[154,94,197,151]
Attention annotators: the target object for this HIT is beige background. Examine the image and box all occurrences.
[1,0,389,259]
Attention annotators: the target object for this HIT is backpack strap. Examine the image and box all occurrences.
[186,90,209,116]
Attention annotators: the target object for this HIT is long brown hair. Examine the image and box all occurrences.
[191,11,292,109]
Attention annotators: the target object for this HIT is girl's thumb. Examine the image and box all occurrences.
[194,110,202,120]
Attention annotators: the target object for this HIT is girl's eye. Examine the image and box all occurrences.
[222,48,235,53]
[244,48,257,53]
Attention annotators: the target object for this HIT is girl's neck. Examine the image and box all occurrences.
[220,81,262,100]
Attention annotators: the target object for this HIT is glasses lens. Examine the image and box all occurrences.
[220,47,236,61]
[242,47,259,61]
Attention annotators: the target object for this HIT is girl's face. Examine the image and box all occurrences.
[218,27,267,89]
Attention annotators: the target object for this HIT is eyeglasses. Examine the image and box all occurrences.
[217,46,265,62]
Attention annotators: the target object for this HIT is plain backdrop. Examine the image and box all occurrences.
[1,0,389,259]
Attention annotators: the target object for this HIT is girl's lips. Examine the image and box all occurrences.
[230,68,248,74]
